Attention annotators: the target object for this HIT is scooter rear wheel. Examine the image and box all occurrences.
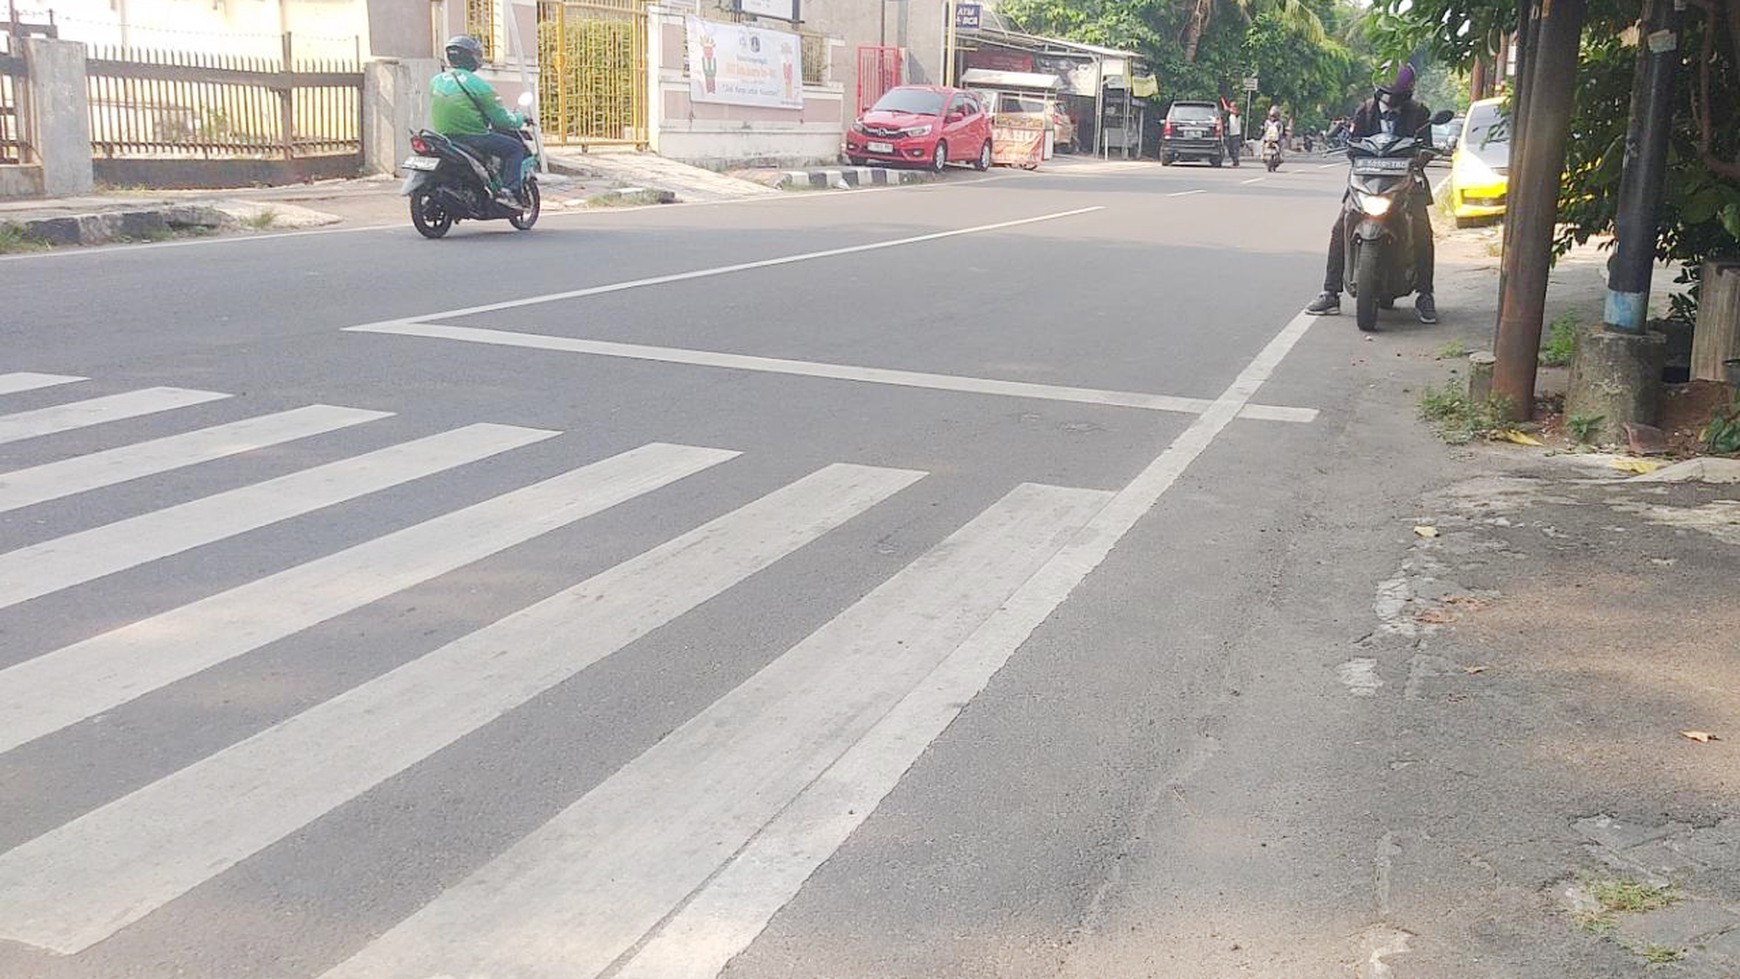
[410,191,452,239]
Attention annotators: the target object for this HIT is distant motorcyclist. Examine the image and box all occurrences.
[1305,65,1439,323]
[430,35,529,206]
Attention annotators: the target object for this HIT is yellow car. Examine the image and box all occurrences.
[1449,97,1511,227]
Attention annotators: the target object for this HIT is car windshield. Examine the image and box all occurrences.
[872,89,945,115]
[1170,104,1218,122]
[1463,103,1510,168]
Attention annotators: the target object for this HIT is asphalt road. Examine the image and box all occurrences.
[0,155,1500,979]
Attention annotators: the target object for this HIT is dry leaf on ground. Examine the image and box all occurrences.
[1463,665,1488,675]
[1497,430,1545,446]
[1415,607,1455,624]
[1414,525,1440,539]
[1679,731,1721,744]
[1611,457,1665,475]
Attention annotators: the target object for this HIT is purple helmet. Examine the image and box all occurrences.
[1392,64,1416,97]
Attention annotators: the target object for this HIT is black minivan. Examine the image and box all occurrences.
[1160,100,1225,167]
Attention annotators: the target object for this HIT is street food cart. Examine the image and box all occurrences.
[960,68,1067,160]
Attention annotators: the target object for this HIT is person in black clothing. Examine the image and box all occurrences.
[1305,65,1439,323]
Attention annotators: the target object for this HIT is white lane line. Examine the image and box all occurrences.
[1166,189,1206,197]
[348,321,1319,425]
[343,207,1104,328]
[0,373,86,396]
[0,405,391,514]
[0,388,230,446]
[614,313,1321,979]
[0,442,737,756]
[0,462,921,956]
[319,481,1110,979]
[1241,176,1266,185]
[0,423,554,612]
[1319,162,1339,169]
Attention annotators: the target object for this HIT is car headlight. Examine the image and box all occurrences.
[1354,191,1394,216]
[851,122,868,135]
[901,125,933,138]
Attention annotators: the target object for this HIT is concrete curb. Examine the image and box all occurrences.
[5,204,229,246]
[778,167,938,191]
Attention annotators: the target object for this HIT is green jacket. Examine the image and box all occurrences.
[430,69,524,136]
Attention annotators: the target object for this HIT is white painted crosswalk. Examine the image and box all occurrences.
[0,373,1127,975]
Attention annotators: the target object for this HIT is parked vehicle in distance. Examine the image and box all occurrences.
[1448,97,1510,227]
[1051,104,1077,153]
[846,86,993,172]
[1160,100,1225,167]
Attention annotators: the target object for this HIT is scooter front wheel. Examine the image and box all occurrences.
[509,179,541,231]
[1355,241,1382,332]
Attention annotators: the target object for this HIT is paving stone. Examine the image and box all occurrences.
[1618,900,1740,948]
[1620,839,1710,878]
[1702,926,1740,963]
[1673,829,1740,873]
[1576,814,1683,851]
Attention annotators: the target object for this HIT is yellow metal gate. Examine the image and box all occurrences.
[537,0,647,147]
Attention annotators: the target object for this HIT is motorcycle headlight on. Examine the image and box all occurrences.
[1354,190,1394,216]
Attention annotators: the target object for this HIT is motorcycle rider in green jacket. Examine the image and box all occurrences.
[430,35,528,206]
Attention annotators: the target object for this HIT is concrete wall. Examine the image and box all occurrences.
[0,165,45,199]
[647,11,846,168]
[23,39,94,197]
[797,0,943,122]
[368,0,435,58]
[364,57,440,174]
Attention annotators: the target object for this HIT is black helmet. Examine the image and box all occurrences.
[445,35,484,72]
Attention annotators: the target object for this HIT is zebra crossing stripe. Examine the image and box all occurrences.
[0,423,555,611]
[0,442,739,755]
[0,462,922,955]
[318,481,1111,979]
[0,387,230,445]
[0,404,392,515]
[0,373,86,396]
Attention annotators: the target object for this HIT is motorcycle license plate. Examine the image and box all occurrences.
[867,141,895,153]
[1353,158,1411,174]
[402,156,440,171]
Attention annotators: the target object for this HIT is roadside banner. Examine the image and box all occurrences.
[686,16,804,109]
[992,113,1046,168]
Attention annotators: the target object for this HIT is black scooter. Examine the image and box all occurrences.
[1340,108,1455,331]
[400,93,543,240]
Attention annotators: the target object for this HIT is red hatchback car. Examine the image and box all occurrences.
[846,85,993,172]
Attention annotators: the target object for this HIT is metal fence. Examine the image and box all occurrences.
[85,38,362,186]
[1,33,30,164]
[537,0,646,147]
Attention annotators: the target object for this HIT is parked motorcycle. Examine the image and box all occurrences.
[401,92,543,240]
[1340,108,1456,332]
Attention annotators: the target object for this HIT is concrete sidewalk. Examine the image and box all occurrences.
[1328,228,1739,977]
[1,149,786,250]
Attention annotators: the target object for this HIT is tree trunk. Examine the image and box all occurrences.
[1182,0,1212,62]
[1691,260,1740,382]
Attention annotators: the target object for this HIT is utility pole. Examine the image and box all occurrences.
[1490,0,1587,418]
[1604,0,1686,333]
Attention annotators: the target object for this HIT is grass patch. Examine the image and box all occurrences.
[0,222,49,254]
[1540,312,1579,367]
[1590,877,1680,915]
[1567,412,1604,445]
[243,208,278,231]
[1419,382,1513,444]
[1628,940,1687,964]
[1437,338,1470,360]
[586,189,668,207]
